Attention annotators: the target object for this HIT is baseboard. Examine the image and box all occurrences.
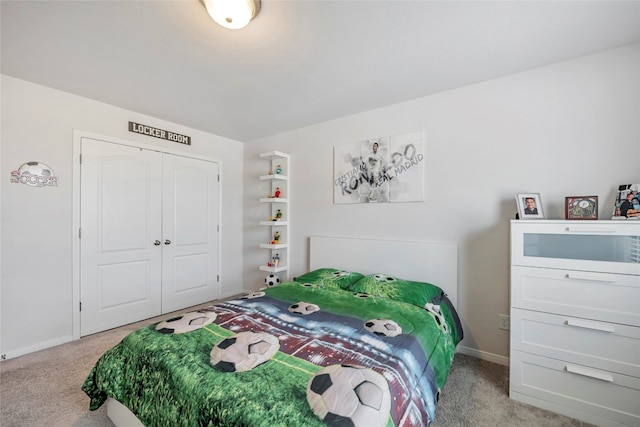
[1,334,74,361]
[456,345,510,366]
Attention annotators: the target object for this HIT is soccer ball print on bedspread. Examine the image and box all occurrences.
[155,310,217,334]
[364,318,403,337]
[307,364,392,427]
[210,331,280,372]
[289,301,321,315]
[128,282,459,426]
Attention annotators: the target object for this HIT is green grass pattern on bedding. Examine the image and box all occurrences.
[83,283,460,426]
[84,323,330,427]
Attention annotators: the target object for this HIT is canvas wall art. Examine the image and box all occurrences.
[333,131,425,204]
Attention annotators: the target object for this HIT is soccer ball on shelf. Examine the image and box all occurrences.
[264,274,280,287]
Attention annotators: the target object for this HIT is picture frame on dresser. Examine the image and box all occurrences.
[516,193,544,219]
[612,183,640,218]
[564,195,598,220]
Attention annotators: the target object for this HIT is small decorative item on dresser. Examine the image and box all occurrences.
[565,196,598,220]
[515,193,544,219]
[612,183,640,218]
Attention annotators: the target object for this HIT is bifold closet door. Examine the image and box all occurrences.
[80,138,163,336]
[161,153,220,313]
[80,139,221,336]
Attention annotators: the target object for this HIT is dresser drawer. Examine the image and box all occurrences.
[511,266,640,326]
[510,351,640,427]
[511,220,640,275]
[511,308,640,378]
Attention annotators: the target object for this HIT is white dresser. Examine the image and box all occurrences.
[509,220,640,427]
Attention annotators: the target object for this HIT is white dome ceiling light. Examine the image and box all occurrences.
[202,0,261,30]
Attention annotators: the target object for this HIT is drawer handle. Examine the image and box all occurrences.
[565,319,615,333]
[565,273,615,283]
[565,364,614,382]
[565,227,616,234]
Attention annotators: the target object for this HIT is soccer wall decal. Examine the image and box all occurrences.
[210,331,280,372]
[10,161,58,187]
[307,364,391,427]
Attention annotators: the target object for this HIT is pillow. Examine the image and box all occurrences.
[293,268,365,290]
[347,274,445,308]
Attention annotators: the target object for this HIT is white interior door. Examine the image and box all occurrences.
[161,154,220,313]
[80,138,163,336]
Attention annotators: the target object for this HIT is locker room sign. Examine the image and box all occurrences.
[128,121,191,145]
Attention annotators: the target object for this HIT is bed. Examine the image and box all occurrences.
[83,236,463,427]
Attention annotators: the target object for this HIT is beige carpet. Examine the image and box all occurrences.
[0,302,595,427]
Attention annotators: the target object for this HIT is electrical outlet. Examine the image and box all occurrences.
[498,314,510,330]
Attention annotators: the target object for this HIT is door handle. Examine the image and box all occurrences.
[164,239,171,245]
[154,240,161,246]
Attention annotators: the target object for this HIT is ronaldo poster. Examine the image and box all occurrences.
[333,131,425,204]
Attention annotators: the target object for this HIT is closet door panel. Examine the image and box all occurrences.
[161,154,220,313]
[80,138,163,336]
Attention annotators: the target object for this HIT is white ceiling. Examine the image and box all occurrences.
[2,0,639,142]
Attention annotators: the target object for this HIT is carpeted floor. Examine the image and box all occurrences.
[0,302,595,427]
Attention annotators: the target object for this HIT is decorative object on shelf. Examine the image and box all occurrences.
[565,196,598,220]
[275,165,282,174]
[264,274,280,287]
[274,187,281,198]
[612,183,640,219]
[515,193,545,219]
[275,209,282,220]
[272,231,280,244]
[272,253,280,266]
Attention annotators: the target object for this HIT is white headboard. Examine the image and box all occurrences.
[309,236,458,308]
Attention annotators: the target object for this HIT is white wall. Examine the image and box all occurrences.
[0,76,244,359]
[2,43,638,362]
[244,44,640,364]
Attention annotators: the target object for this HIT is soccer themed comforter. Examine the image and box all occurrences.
[83,269,463,427]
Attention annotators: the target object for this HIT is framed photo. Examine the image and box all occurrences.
[565,196,598,220]
[612,183,640,218]
[516,193,544,219]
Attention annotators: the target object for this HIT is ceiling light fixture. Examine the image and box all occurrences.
[202,0,261,30]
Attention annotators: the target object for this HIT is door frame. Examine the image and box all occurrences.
[71,130,223,340]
